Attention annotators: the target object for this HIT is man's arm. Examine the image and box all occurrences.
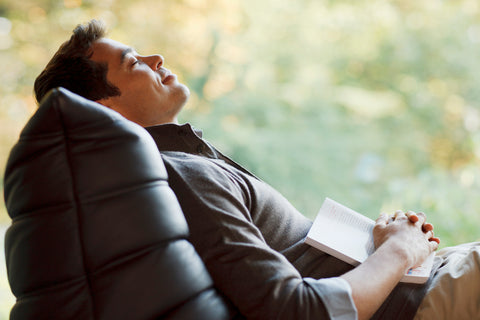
[341,211,440,320]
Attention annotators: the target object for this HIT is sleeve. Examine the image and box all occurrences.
[305,277,357,320]
[161,154,358,320]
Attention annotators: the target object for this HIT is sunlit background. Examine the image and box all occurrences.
[2,0,480,317]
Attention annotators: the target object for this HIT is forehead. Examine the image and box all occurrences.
[90,38,132,66]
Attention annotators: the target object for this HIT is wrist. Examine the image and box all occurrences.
[376,240,412,272]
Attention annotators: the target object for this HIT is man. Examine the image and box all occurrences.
[34,20,479,320]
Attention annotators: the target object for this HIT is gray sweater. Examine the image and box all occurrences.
[146,123,431,320]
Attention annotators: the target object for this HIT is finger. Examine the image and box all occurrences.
[405,210,419,223]
[393,210,407,221]
[422,223,434,233]
[375,213,389,227]
[425,230,434,240]
[388,214,395,223]
[416,212,427,224]
[426,230,441,246]
[429,238,440,251]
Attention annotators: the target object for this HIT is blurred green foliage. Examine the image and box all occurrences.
[1,0,480,317]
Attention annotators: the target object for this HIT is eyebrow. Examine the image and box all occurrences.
[120,47,135,65]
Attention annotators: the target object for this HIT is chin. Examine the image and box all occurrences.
[175,86,190,111]
[180,83,191,99]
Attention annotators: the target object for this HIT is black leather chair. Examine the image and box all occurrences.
[3,88,237,319]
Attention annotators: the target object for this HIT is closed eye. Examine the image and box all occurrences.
[132,59,148,67]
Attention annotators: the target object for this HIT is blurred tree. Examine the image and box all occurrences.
[1,0,480,246]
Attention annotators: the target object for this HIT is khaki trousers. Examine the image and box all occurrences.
[414,242,480,320]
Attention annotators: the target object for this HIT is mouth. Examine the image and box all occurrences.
[160,68,176,84]
[163,74,176,84]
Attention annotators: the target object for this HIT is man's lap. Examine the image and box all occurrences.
[414,242,480,319]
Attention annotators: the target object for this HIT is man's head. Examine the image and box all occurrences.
[34,20,120,105]
[34,20,190,126]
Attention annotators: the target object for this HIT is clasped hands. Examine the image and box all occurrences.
[373,210,440,269]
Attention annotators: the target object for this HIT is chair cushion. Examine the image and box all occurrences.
[3,88,233,319]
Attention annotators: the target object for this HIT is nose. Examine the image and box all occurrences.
[145,54,163,70]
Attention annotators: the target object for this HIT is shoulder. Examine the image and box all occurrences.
[160,151,247,195]
[160,151,226,179]
[159,151,288,215]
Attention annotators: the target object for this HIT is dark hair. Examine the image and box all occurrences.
[34,19,120,104]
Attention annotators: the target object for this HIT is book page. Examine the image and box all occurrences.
[306,198,375,265]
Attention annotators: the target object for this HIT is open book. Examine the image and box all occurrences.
[305,198,435,284]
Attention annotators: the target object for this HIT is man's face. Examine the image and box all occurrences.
[90,38,190,127]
